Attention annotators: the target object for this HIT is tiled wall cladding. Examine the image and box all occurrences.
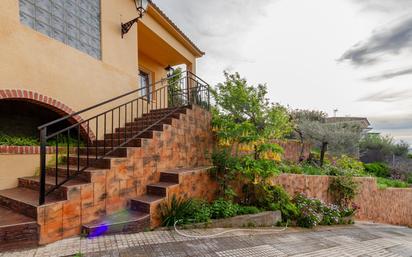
[19,0,101,59]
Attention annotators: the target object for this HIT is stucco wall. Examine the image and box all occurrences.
[0,0,139,118]
[270,174,412,228]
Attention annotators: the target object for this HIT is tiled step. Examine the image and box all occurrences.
[125,117,174,127]
[0,188,62,219]
[91,138,142,147]
[149,106,189,115]
[141,112,182,120]
[147,182,178,197]
[63,155,114,169]
[46,165,104,179]
[0,206,38,250]
[130,195,164,214]
[18,176,89,200]
[82,210,150,237]
[77,147,128,157]
[103,131,154,140]
[159,166,213,184]
[115,123,164,133]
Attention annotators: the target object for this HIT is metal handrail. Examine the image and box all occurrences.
[38,71,211,205]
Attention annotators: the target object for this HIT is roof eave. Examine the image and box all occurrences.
[147,1,205,58]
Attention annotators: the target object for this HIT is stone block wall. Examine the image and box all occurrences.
[270,174,412,228]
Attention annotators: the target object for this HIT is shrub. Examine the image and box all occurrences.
[320,204,341,225]
[237,206,261,215]
[329,176,359,207]
[363,162,390,178]
[255,185,298,222]
[210,199,239,219]
[160,195,195,227]
[0,133,38,146]
[293,194,322,228]
[191,200,211,223]
[301,164,325,175]
[335,155,366,176]
[376,177,410,189]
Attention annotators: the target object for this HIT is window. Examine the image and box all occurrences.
[139,70,151,101]
[19,0,101,59]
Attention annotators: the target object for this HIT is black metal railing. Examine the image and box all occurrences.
[38,71,210,205]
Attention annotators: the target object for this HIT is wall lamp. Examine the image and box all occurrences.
[121,0,149,38]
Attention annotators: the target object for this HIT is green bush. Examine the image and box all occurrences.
[191,200,211,223]
[320,205,341,225]
[257,185,298,222]
[363,162,390,178]
[0,133,38,146]
[376,177,409,189]
[293,194,323,228]
[210,199,239,219]
[301,164,325,175]
[335,155,366,176]
[237,206,261,215]
[160,195,195,227]
[329,176,359,207]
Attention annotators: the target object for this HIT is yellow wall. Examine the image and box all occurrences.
[0,0,201,189]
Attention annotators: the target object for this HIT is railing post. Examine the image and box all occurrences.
[207,85,211,110]
[39,127,47,205]
[186,71,190,105]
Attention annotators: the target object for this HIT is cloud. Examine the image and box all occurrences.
[364,66,412,81]
[152,0,273,62]
[357,89,412,102]
[338,17,412,66]
[369,114,412,130]
[354,0,412,15]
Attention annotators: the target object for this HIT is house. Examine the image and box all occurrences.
[325,117,372,131]
[0,0,214,249]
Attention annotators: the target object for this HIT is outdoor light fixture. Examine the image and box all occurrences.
[121,0,149,38]
[165,65,175,77]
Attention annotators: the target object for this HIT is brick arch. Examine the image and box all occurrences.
[0,89,93,140]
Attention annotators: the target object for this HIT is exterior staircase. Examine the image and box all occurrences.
[0,104,216,249]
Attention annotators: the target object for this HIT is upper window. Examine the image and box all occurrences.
[19,0,101,59]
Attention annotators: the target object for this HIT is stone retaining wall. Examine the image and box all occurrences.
[270,174,412,227]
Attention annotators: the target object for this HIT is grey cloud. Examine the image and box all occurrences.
[357,89,412,102]
[354,0,412,15]
[153,0,273,62]
[369,114,412,130]
[364,67,412,81]
[339,17,412,66]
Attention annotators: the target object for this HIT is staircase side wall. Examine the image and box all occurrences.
[37,105,215,244]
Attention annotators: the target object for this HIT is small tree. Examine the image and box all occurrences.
[292,110,363,166]
[211,72,293,202]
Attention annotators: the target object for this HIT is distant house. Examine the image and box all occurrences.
[325,117,372,131]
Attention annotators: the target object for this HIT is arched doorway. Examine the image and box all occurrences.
[0,89,89,144]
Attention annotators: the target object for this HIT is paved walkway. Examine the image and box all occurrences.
[1,222,412,257]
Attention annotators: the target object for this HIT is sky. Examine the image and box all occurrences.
[154,0,412,144]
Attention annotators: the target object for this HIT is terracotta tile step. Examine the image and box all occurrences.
[0,188,62,219]
[46,165,104,179]
[147,182,178,197]
[140,112,182,120]
[62,155,116,169]
[77,147,128,157]
[130,195,164,214]
[149,106,189,115]
[125,117,174,127]
[18,176,89,200]
[91,138,142,147]
[82,210,150,237]
[0,206,38,251]
[103,131,154,140]
[159,166,213,183]
[116,124,164,133]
